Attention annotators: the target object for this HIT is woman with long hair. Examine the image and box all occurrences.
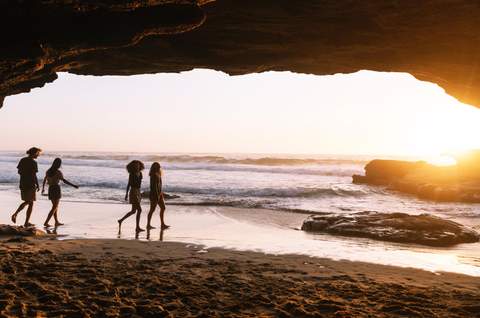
[41,157,79,227]
[118,160,145,233]
[146,162,169,230]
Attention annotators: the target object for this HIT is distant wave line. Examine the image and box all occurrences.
[0,153,368,166]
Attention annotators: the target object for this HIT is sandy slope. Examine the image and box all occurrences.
[0,238,479,317]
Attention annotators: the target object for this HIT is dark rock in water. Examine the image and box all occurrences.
[140,192,180,200]
[301,212,480,247]
[352,156,480,203]
[0,224,46,237]
[352,160,428,185]
[352,174,368,184]
[163,193,180,200]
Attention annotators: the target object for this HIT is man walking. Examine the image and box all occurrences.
[11,147,42,227]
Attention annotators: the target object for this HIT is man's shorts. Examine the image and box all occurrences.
[21,188,36,202]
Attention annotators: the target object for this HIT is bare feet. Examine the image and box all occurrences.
[55,222,64,227]
[11,214,16,224]
[24,222,35,227]
[136,227,145,233]
[161,224,170,229]
[147,225,156,230]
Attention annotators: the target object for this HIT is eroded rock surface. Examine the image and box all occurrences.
[301,212,480,247]
[0,224,46,237]
[352,160,429,185]
[353,154,480,203]
[2,1,480,107]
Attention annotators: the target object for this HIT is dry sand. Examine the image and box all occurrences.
[0,238,479,317]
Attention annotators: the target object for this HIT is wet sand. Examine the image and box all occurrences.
[1,190,479,276]
[0,238,479,317]
[1,189,480,316]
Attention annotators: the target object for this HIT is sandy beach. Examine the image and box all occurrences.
[0,238,479,317]
[1,189,480,276]
[1,189,480,316]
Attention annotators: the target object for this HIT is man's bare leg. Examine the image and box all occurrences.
[11,201,28,223]
[24,202,34,227]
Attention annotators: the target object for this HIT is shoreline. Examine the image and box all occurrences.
[1,238,479,317]
[1,189,480,276]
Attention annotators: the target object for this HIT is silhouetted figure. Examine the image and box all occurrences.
[41,158,79,227]
[146,162,169,230]
[118,160,145,233]
[11,147,42,227]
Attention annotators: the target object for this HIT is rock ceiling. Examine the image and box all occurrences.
[2,1,480,108]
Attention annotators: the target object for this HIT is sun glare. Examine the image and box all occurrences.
[398,84,480,162]
[427,155,457,167]
[2,70,480,158]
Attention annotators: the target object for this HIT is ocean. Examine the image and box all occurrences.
[1,151,479,223]
[1,151,480,275]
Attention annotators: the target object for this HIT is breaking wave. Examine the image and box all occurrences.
[34,153,368,166]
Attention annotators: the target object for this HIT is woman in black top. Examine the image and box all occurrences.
[118,160,145,233]
[146,162,169,230]
[11,147,41,227]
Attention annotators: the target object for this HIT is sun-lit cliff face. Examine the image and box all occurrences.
[2,0,480,108]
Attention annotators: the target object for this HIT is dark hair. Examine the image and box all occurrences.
[126,160,145,174]
[149,162,162,176]
[47,158,62,177]
[26,147,42,156]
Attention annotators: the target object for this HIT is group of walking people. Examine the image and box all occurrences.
[10,147,168,233]
[118,159,169,233]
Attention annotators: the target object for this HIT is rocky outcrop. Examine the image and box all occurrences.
[352,160,429,185]
[353,154,480,203]
[301,212,480,247]
[2,1,480,108]
[0,224,46,237]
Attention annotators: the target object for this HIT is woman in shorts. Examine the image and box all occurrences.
[118,160,145,233]
[41,158,79,227]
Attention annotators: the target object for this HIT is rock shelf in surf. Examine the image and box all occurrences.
[301,212,480,247]
[352,155,480,203]
[0,224,46,237]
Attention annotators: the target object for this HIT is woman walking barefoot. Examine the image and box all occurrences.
[118,160,145,233]
[42,158,79,227]
[11,147,42,227]
[146,162,169,230]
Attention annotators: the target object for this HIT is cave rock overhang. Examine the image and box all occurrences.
[1,0,480,108]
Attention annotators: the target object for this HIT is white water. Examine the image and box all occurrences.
[1,151,479,275]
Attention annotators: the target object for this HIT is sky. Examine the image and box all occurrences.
[1,69,480,160]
